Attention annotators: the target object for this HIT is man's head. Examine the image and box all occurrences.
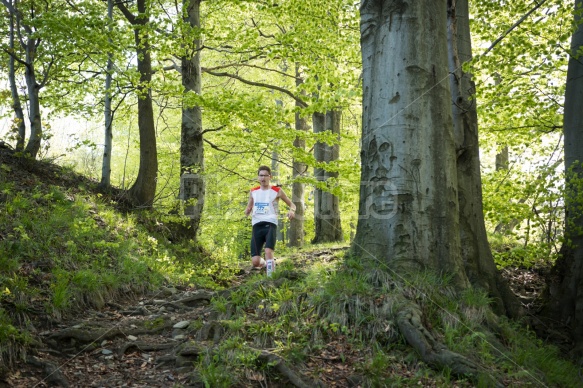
[257,166,271,176]
[257,166,271,186]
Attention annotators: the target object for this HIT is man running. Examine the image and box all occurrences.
[244,166,296,269]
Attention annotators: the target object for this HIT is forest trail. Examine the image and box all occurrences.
[3,252,554,388]
[4,250,359,388]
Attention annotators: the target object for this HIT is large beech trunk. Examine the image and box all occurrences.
[354,0,467,288]
[352,0,492,377]
[447,0,521,318]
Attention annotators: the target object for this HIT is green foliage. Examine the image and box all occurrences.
[0,174,240,363]
[470,0,570,270]
[1,0,582,384]
[196,243,579,386]
[499,321,581,387]
[482,149,564,268]
[197,353,235,388]
[0,308,33,366]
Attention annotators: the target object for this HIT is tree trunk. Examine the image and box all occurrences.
[288,67,306,247]
[117,0,158,208]
[271,152,285,242]
[312,110,343,244]
[273,100,285,242]
[100,0,114,188]
[546,0,583,351]
[447,0,521,317]
[354,0,467,288]
[180,0,204,236]
[7,10,26,151]
[21,28,42,158]
[3,1,44,159]
[495,146,509,171]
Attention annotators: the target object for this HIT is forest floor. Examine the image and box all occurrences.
[0,144,572,387]
[2,257,553,388]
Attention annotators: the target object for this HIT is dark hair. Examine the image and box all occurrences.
[257,165,271,175]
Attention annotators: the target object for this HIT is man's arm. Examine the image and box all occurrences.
[277,189,296,219]
[244,192,254,217]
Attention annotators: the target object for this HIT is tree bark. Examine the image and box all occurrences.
[288,116,306,248]
[100,0,114,188]
[312,110,343,244]
[23,48,43,158]
[271,152,285,242]
[354,0,467,288]
[288,67,306,247]
[6,9,26,151]
[546,0,583,351]
[4,0,44,158]
[180,0,204,236]
[273,100,285,242]
[447,0,521,318]
[117,0,158,208]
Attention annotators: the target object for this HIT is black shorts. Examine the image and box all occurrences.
[251,222,277,257]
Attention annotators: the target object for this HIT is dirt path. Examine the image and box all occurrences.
[3,256,337,388]
[2,250,556,388]
[6,285,223,387]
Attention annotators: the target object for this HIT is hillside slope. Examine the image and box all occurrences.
[0,145,581,387]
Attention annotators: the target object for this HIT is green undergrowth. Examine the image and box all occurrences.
[489,233,557,269]
[195,247,580,387]
[0,168,237,366]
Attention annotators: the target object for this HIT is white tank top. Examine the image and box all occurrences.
[251,186,280,226]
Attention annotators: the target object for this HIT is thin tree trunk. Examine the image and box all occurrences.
[100,0,114,188]
[271,150,285,242]
[288,66,306,247]
[3,0,42,158]
[447,0,521,317]
[22,36,42,158]
[180,0,204,235]
[495,146,508,171]
[117,0,158,207]
[272,101,284,242]
[312,110,343,244]
[7,10,26,151]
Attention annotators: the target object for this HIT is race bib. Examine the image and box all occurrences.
[254,202,270,215]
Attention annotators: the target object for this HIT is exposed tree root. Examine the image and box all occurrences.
[174,290,214,307]
[26,356,69,387]
[46,319,174,345]
[119,341,176,357]
[395,298,502,386]
[255,348,322,388]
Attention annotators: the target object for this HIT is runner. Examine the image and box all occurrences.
[244,166,296,269]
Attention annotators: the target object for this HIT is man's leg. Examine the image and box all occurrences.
[251,224,267,268]
[264,223,277,261]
